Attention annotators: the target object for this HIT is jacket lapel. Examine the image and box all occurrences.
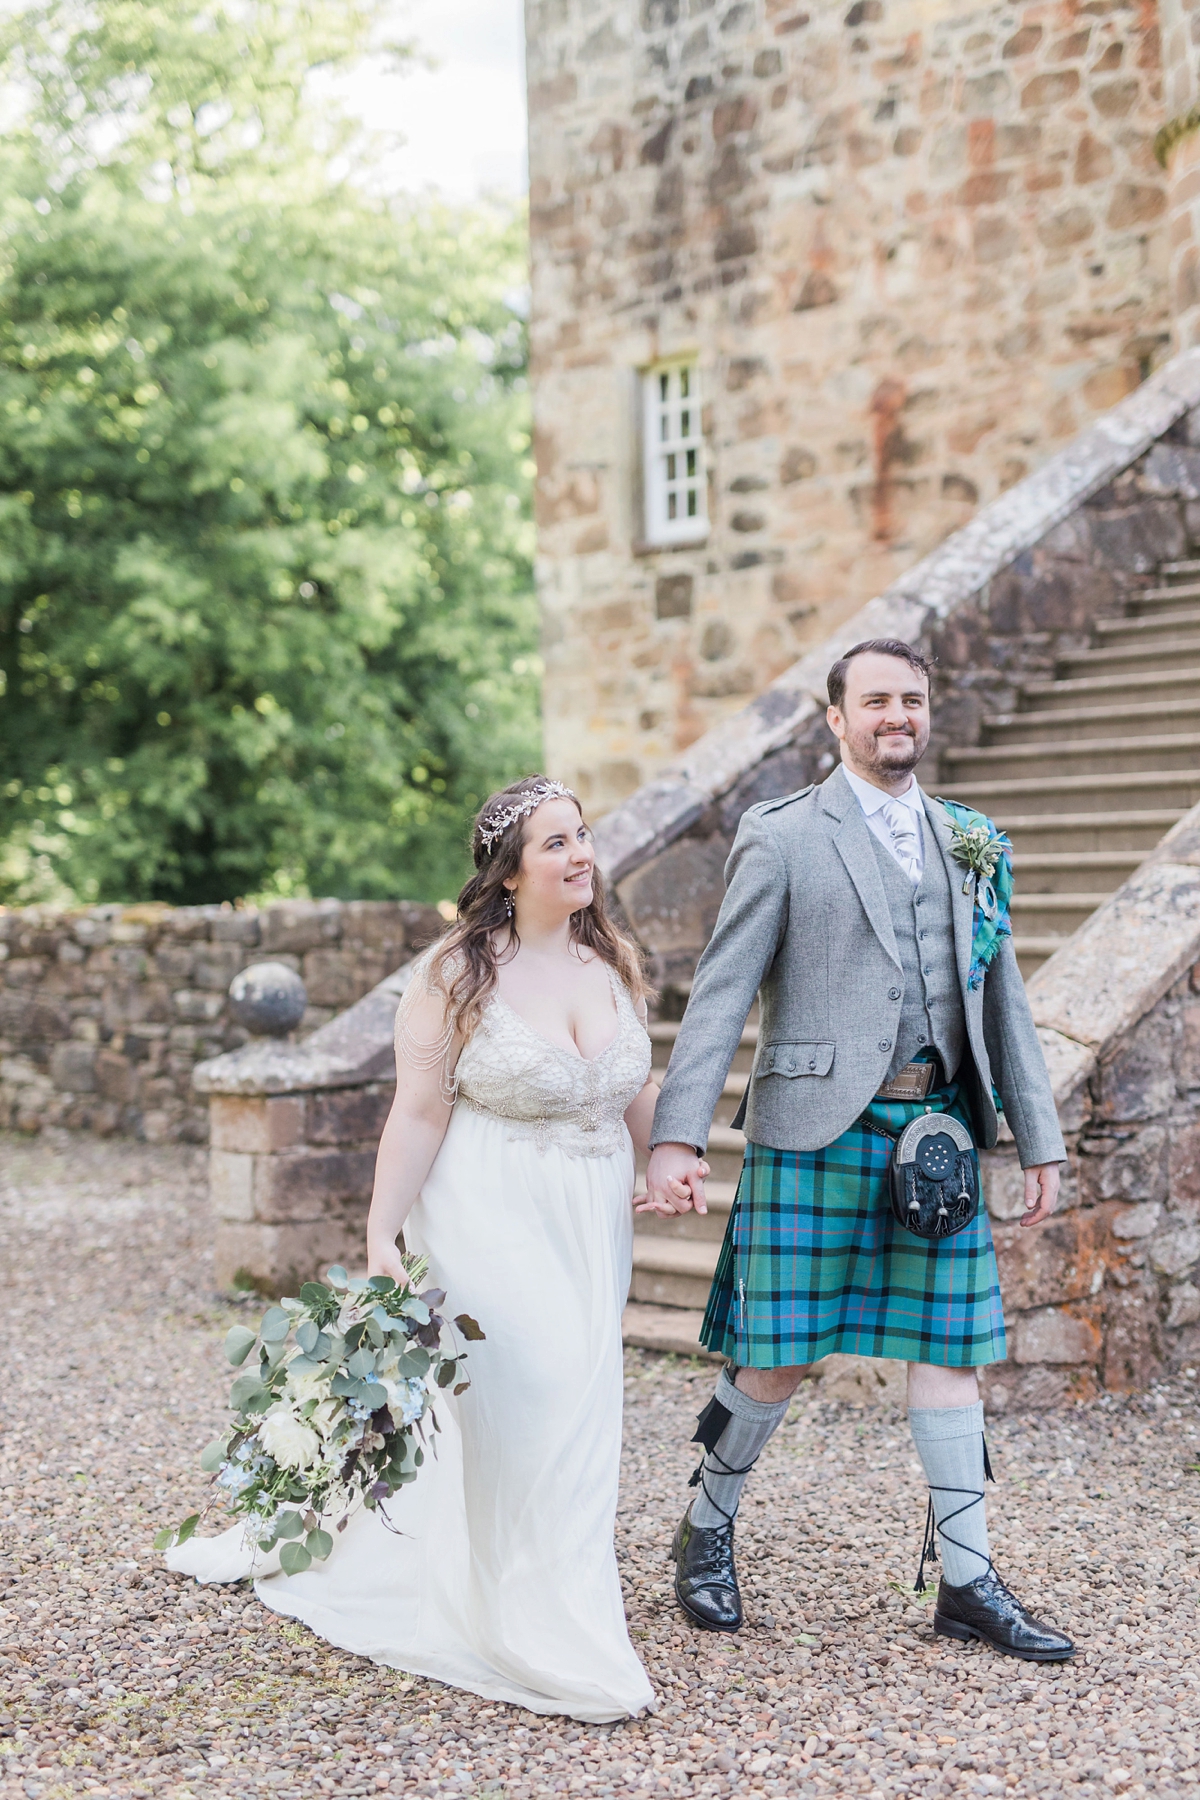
[921,790,976,997]
[821,766,901,969]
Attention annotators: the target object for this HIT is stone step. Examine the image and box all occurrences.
[630,1234,721,1310]
[1139,575,1200,601]
[1010,892,1111,932]
[944,768,1200,816]
[1014,939,1066,978]
[1057,634,1200,677]
[1012,850,1143,892]
[621,1301,717,1358]
[1158,559,1200,577]
[998,809,1185,851]
[1094,606,1200,643]
[650,1020,758,1074]
[983,696,1200,744]
[944,732,1200,782]
[1018,665,1200,709]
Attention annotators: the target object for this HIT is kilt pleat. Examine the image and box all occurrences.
[700,1077,1006,1370]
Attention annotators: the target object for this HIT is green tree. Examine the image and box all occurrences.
[0,2,539,906]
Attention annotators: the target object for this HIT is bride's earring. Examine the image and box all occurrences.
[504,888,515,921]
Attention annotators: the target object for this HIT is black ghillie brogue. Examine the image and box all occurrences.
[671,1506,743,1633]
[933,1568,1074,1662]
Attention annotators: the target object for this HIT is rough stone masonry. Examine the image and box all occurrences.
[526,0,1186,810]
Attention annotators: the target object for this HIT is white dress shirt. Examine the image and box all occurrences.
[842,766,925,883]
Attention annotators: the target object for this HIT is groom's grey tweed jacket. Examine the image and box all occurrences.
[649,764,1065,1170]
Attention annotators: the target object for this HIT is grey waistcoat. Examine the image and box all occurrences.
[870,829,967,1084]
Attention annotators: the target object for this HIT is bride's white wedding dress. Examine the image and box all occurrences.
[167,969,656,1723]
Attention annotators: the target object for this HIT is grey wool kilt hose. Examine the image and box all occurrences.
[701,1074,1007,1370]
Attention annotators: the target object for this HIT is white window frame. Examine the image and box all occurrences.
[642,359,707,547]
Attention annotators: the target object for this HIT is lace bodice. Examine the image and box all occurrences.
[454,969,652,1158]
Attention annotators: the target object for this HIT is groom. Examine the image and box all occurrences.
[645,639,1074,1662]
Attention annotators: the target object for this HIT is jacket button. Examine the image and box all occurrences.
[887,986,901,1000]
[879,1039,891,1052]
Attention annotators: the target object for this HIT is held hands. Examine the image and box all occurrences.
[1020,1162,1061,1229]
[638,1143,710,1217]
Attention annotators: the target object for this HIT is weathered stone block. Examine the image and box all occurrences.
[992,1213,1103,1312]
[1112,1200,1162,1239]
[252,1149,377,1222]
[982,1152,1026,1220]
[210,1148,255,1222]
[1149,1221,1200,1278]
[1102,1271,1163,1391]
[1083,1123,1168,1204]
[214,1216,367,1297]
[617,836,729,956]
[1167,1282,1200,1329]
[194,945,246,992]
[1012,1306,1101,1365]
[260,900,344,955]
[50,1040,97,1093]
[94,1048,134,1104]
[211,912,262,945]
[209,1094,306,1154]
[341,902,408,951]
[302,948,384,1010]
[1094,1016,1179,1124]
[306,1084,393,1147]
[173,990,227,1024]
[1089,502,1187,572]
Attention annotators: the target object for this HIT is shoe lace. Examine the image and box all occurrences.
[687,1446,761,1529]
[915,1434,995,1594]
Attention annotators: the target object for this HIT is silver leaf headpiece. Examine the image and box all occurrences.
[478,780,578,856]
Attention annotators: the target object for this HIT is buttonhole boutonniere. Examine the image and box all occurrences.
[946,820,1010,913]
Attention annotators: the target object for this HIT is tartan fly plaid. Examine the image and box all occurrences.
[701,1076,1006,1370]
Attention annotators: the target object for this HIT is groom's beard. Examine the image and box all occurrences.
[846,719,929,777]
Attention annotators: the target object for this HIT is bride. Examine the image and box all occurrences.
[169,776,698,1722]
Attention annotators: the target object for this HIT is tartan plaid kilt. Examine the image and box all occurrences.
[701,1077,1006,1370]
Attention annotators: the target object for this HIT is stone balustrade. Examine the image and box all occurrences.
[0,897,441,1143]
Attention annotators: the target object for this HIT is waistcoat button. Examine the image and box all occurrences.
[887,986,901,1000]
[878,1039,891,1052]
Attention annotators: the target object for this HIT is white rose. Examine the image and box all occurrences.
[310,1398,341,1438]
[285,1368,328,1405]
[258,1405,321,1471]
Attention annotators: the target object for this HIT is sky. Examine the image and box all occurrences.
[356,0,528,201]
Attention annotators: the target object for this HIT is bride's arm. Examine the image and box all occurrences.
[366,985,461,1283]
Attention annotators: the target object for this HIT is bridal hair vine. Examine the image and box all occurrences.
[478,781,577,855]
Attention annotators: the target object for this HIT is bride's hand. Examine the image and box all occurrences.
[366,1240,411,1286]
[634,1168,708,1217]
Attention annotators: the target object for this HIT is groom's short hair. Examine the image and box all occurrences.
[827,638,934,709]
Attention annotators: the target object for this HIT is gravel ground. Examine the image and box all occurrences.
[3,1129,1200,1800]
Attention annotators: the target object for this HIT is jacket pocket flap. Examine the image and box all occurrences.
[759,1041,835,1078]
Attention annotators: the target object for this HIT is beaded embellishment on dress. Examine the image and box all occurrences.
[454,968,651,1158]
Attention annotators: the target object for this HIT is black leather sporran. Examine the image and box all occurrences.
[877,1112,980,1240]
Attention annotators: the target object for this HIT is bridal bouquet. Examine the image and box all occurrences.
[156,1259,484,1575]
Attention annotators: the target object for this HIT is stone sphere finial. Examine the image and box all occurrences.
[228,961,308,1037]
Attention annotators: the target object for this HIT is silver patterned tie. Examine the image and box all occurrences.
[881,800,922,883]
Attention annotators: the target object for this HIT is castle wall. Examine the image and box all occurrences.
[527,0,1171,812]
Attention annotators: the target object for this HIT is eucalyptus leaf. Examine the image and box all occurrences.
[453,1381,470,1396]
[400,1296,431,1325]
[305,1529,333,1560]
[153,1526,174,1551]
[365,1317,384,1349]
[345,1276,367,1293]
[279,1542,312,1576]
[396,1348,430,1378]
[436,1359,457,1389]
[230,1372,270,1411]
[259,1307,291,1343]
[347,1346,376,1379]
[325,1266,349,1288]
[295,1320,320,1355]
[224,1326,258,1366]
[454,1313,486,1342]
[177,1513,200,1546]
[330,1372,358,1398]
[285,1354,321,1380]
[274,1510,305,1540]
[199,1439,228,1473]
[300,1282,332,1308]
[367,1274,395,1292]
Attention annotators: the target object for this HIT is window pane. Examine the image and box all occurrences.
[687,489,697,517]
[686,448,696,477]
[668,491,677,520]
[659,372,669,402]
[660,412,669,443]
[680,367,690,398]
[680,408,690,438]
[666,452,676,479]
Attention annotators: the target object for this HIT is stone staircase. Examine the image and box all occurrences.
[622,554,1200,1354]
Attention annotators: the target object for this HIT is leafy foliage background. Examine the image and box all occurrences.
[0,1,540,907]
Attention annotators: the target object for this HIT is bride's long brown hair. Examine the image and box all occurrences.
[424,776,649,1040]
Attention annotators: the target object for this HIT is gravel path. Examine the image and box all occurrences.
[3,1129,1200,1800]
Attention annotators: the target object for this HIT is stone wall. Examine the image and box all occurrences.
[0,899,441,1144]
[527,0,1174,812]
[616,395,1200,984]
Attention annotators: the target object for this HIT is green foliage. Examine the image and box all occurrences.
[0,1,539,906]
